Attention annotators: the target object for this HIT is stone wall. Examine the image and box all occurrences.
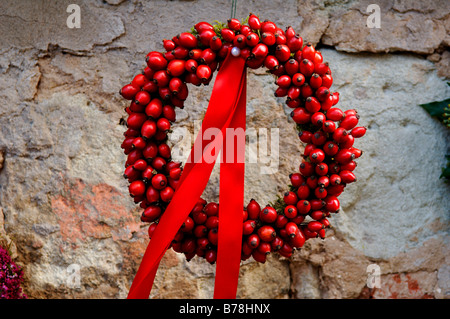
[0,0,449,299]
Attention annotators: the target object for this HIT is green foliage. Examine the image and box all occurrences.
[419,82,450,183]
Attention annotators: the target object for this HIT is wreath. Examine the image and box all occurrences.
[119,14,365,299]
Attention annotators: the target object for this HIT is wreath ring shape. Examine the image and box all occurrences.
[119,14,365,297]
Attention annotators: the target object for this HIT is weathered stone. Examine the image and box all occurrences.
[0,0,125,53]
[0,0,449,300]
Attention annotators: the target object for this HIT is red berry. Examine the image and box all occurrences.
[299,59,314,77]
[276,75,291,88]
[315,86,330,102]
[204,202,219,216]
[141,205,162,223]
[252,249,267,263]
[287,34,303,52]
[198,30,216,47]
[248,14,261,30]
[261,32,276,46]
[227,18,241,31]
[178,32,198,48]
[310,73,323,89]
[275,214,288,229]
[298,130,313,143]
[340,115,359,130]
[290,173,305,188]
[221,28,235,42]
[332,127,348,143]
[151,156,166,171]
[314,62,329,76]
[310,210,325,220]
[257,242,272,255]
[120,84,140,100]
[271,236,284,251]
[275,44,291,62]
[335,149,355,164]
[296,184,310,199]
[309,148,325,164]
[283,191,298,205]
[322,73,333,88]
[264,55,280,70]
[292,73,305,86]
[163,39,176,51]
[153,70,170,87]
[326,108,344,121]
[260,206,277,223]
[160,186,174,202]
[191,210,207,227]
[246,32,260,47]
[329,174,341,186]
[205,249,217,264]
[129,180,146,197]
[146,52,167,70]
[311,112,326,126]
[247,199,261,220]
[200,48,216,64]
[296,200,311,215]
[291,107,311,124]
[325,196,340,212]
[251,43,269,59]
[257,225,276,242]
[299,161,314,177]
[307,221,324,232]
[300,83,313,98]
[340,160,357,171]
[340,133,355,149]
[323,120,336,133]
[284,205,298,219]
[285,59,299,75]
[289,228,306,248]
[340,170,357,183]
[151,173,167,190]
[247,234,260,248]
[195,21,214,33]
[306,175,318,189]
[243,220,256,235]
[132,158,147,171]
[127,112,147,130]
[209,36,223,51]
[287,86,301,100]
[302,43,316,61]
[314,187,327,199]
[315,163,329,176]
[145,185,159,203]
[311,131,327,145]
[261,20,277,33]
[181,216,195,233]
[156,117,171,132]
[196,65,212,83]
[351,126,367,138]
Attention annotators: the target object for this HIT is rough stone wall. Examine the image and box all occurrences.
[0,0,449,299]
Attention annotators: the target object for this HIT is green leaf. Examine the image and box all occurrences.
[440,155,450,182]
[440,166,450,181]
[419,98,450,122]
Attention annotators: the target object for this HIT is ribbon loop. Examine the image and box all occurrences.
[127,52,247,299]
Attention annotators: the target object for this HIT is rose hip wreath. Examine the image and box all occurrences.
[119,14,365,264]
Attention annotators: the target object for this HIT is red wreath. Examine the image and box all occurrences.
[119,14,365,299]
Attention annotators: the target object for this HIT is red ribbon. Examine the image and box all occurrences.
[127,52,247,299]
